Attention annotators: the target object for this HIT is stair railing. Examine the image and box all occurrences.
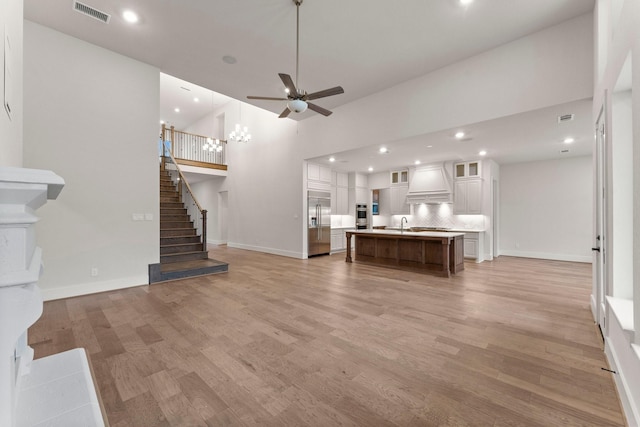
[161,124,227,168]
[161,141,207,248]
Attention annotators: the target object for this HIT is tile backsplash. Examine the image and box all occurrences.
[390,203,485,230]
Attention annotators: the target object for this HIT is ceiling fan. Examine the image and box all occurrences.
[247,0,344,118]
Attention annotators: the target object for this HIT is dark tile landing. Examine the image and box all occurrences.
[149,258,228,284]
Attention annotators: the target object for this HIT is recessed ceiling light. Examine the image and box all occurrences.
[455,131,465,139]
[379,147,388,154]
[460,0,474,5]
[174,108,180,113]
[564,137,575,144]
[479,150,487,156]
[368,167,373,172]
[193,97,199,103]
[427,145,433,148]
[222,55,237,65]
[122,10,138,23]
[329,157,335,162]
[415,160,421,165]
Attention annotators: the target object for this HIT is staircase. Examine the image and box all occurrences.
[150,168,228,283]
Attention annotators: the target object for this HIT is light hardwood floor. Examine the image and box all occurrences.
[29,247,625,426]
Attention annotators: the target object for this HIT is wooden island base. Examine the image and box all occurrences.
[345,230,464,277]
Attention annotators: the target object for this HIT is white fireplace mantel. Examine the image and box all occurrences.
[0,167,64,426]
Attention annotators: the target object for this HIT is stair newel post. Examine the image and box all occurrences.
[202,209,207,251]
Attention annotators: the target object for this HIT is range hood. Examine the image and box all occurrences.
[405,164,452,204]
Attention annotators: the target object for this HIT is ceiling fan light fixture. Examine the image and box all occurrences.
[287,99,308,113]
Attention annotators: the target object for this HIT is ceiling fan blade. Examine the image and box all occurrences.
[247,96,288,101]
[307,102,332,116]
[304,86,344,101]
[278,73,299,97]
[279,107,292,118]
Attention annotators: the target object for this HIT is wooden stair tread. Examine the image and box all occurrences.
[155,166,226,280]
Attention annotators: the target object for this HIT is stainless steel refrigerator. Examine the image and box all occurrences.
[308,190,331,256]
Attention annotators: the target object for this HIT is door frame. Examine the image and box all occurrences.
[593,99,608,335]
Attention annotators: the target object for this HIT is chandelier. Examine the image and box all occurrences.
[202,137,223,152]
[228,124,251,143]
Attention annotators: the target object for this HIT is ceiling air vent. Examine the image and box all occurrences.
[557,113,575,123]
[73,1,111,24]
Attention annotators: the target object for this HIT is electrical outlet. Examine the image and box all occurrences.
[144,213,153,221]
[91,267,98,277]
[132,213,144,221]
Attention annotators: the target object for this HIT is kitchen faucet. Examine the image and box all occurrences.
[401,216,408,234]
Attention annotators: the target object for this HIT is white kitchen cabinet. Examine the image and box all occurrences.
[336,187,348,215]
[331,228,354,252]
[308,163,331,190]
[330,171,349,215]
[455,161,481,179]
[454,179,482,214]
[390,170,409,186]
[336,172,349,187]
[356,187,369,204]
[331,230,343,251]
[463,231,484,262]
[390,186,410,215]
[464,232,479,258]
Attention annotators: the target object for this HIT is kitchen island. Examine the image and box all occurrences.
[345,230,465,277]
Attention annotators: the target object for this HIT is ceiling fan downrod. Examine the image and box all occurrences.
[294,0,302,90]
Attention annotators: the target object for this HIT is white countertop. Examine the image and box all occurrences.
[384,227,485,233]
[348,229,465,237]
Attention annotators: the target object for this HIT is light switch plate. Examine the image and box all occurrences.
[144,213,153,221]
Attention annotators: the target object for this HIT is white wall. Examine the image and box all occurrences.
[298,13,594,161]
[499,156,592,262]
[0,0,23,167]
[611,89,633,298]
[22,21,160,300]
[593,0,640,423]
[220,101,303,258]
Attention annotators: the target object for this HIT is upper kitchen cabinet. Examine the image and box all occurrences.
[308,163,332,191]
[390,186,410,215]
[454,179,482,214]
[390,170,409,186]
[453,160,482,215]
[332,171,349,215]
[454,161,481,179]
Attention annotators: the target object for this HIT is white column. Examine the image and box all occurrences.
[0,167,64,427]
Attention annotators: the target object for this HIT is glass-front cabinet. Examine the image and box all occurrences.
[390,170,409,185]
[455,161,480,178]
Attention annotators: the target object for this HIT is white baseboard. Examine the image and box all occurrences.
[590,294,597,322]
[226,242,304,259]
[498,250,591,263]
[40,275,148,301]
[207,239,226,246]
[604,301,640,427]
[605,337,640,427]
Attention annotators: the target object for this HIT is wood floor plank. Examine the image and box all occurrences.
[29,248,626,426]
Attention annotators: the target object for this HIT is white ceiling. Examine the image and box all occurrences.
[308,98,593,173]
[24,0,596,168]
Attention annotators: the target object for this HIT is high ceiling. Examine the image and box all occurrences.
[24,0,596,166]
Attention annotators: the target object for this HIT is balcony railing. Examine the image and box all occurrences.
[161,124,227,170]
